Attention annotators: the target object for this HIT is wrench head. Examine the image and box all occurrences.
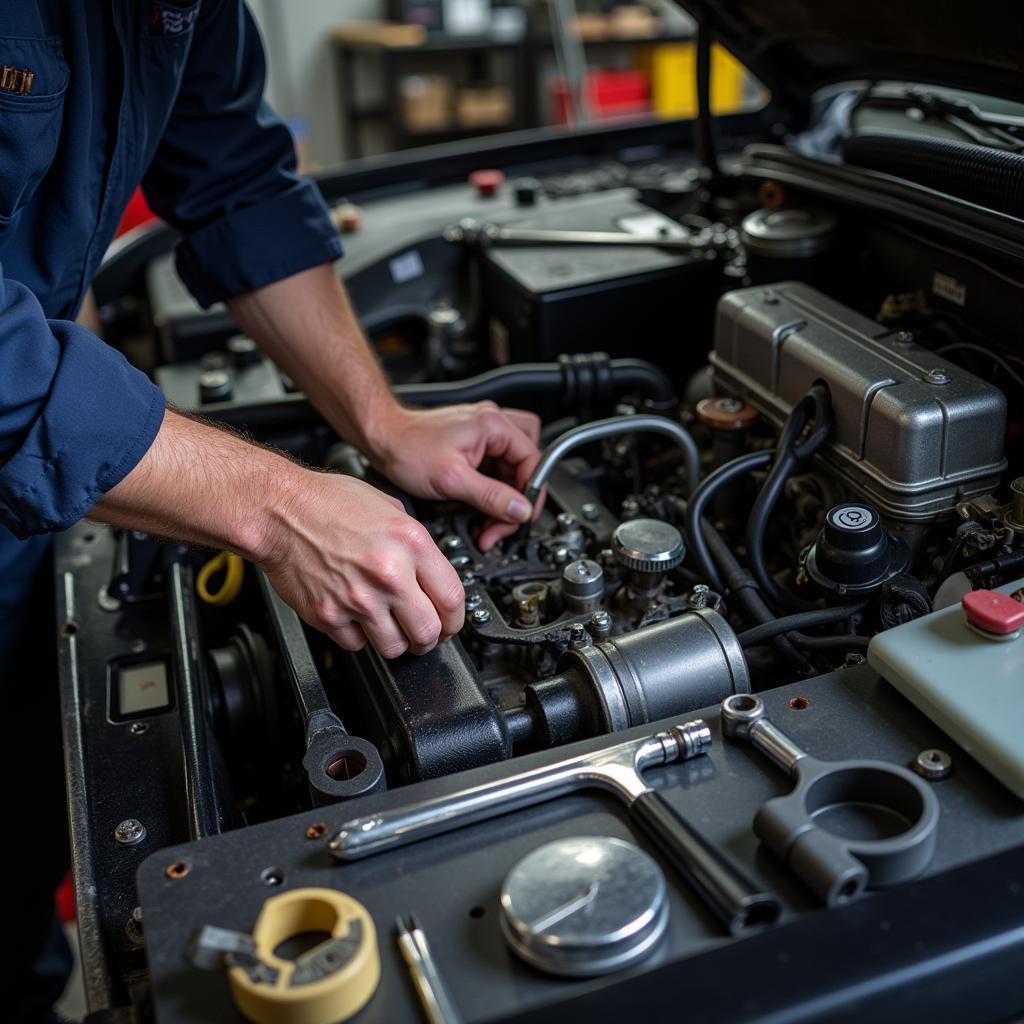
[720,694,766,740]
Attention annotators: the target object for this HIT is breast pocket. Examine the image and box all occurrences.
[0,36,69,224]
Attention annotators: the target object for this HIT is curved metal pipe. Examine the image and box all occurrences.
[523,414,701,504]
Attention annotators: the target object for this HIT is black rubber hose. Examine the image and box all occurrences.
[737,604,867,649]
[746,386,832,612]
[398,357,674,406]
[787,634,870,652]
[843,130,1024,218]
[964,548,1024,589]
[700,520,809,669]
[205,356,675,431]
[685,449,775,592]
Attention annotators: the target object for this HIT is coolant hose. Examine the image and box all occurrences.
[737,603,867,648]
[843,130,1024,218]
[206,354,676,431]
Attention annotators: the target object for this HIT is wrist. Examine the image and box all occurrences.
[359,400,414,470]
[227,452,308,566]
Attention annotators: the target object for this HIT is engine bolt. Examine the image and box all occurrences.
[440,534,463,553]
[581,502,600,522]
[688,584,710,610]
[894,330,915,347]
[465,592,482,611]
[589,609,612,637]
[114,818,147,846]
[621,498,640,520]
[914,748,953,781]
[556,512,577,529]
[568,622,589,648]
[551,545,571,564]
[128,721,149,737]
[471,607,491,625]
[125,906,144,947]
[924,368,950,386]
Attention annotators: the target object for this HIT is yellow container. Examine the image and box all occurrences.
[638,42,747,119]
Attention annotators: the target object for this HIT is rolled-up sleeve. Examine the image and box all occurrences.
[0,266,165,537]
[141,0,342,309]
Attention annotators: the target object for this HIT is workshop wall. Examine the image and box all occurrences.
[249,0,385,170]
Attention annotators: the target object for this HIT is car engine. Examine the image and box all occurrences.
[64,126,1024,1021]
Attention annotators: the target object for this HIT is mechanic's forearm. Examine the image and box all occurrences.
[225,263,403,457]
[89,408,299,562]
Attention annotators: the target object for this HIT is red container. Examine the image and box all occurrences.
[550,69,651,124]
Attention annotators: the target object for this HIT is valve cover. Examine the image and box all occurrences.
[710,281,1007,519]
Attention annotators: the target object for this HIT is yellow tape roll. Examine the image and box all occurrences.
[229,888,380,1024]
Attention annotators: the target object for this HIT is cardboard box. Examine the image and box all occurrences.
[400,74,453,132]
[455,85,514,128]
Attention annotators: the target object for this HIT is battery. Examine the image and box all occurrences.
[483,189,720,381]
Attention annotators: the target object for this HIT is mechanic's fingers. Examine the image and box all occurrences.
[362,612,409,660]
[330,621,369,652]
[391,592,444,655]
[416,555,465,638]
[501,407,542,446]
[445,463,533,525]
[478,517,521,551]
[478,410,541,480]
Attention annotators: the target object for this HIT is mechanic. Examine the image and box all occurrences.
[2,4,539,1019]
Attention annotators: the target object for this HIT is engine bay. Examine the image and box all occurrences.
[64,124,1024,1022]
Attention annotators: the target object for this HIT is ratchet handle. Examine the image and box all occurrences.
[630,791,781,936]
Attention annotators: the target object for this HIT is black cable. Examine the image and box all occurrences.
[737,603,867,649]
[789,634,870,652]
[685,449,775,592]
[700,520,810,669]
[745,386,832,612]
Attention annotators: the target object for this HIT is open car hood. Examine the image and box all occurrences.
[683,0,1024,116]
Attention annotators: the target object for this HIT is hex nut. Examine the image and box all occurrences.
[914,749,953,781]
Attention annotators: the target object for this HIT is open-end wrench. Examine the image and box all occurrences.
[328,721,780,936]
[720,694,939,905]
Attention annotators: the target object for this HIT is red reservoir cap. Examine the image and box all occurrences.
[470,169,505,198]
[962,589,1024,635]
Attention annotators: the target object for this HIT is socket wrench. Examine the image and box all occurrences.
[328,721,780,936]
[720,694,939,905]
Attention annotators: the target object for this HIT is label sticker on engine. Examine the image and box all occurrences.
[389,250,424,285]
[932,271,966,307]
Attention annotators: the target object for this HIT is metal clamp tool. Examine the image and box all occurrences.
[720,694,940,905]
[328,721,780,935]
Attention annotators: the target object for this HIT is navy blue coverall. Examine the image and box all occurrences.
[2,3,341,1015]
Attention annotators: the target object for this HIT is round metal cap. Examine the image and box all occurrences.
[198,369,232,403]
[740,207,838,259]
[500,836,668,977]
[612,519,685,575]
[562,559,604,602]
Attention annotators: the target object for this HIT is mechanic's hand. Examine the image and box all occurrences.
[258,471,464,658]
[369,403,543,551]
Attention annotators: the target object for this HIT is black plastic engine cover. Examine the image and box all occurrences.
[348,638,512,784]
